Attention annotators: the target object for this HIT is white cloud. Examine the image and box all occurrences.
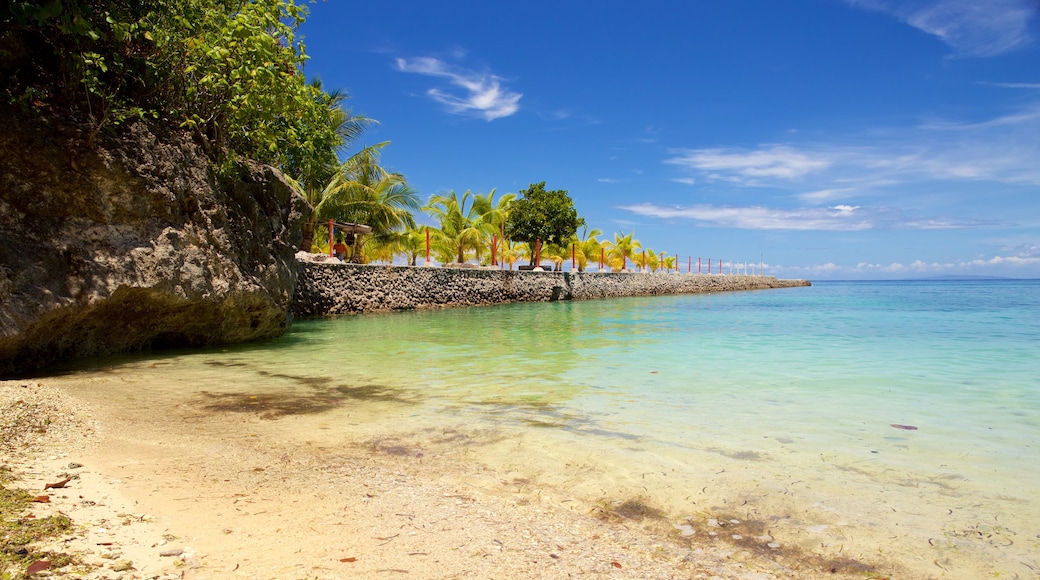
[665,145,832,183]
[619,203,874,231]
[619,203,1004,231]
[847,0,1037,57]
[798,187,857,202]
[666,101,1040,192]
[395,57,521,120]
[981,82,1040,90]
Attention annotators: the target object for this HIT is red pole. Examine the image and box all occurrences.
[688,255,692,274]
[642,250,646,272]
[698,257,701,274]
[491,234,497,266]
[328,219,334,257]
[708,258,711,273]
[600,247,605,271]
[719,259,722,274]
[425,227,430,263]
[571,243,575,270]
[535,239,542,267]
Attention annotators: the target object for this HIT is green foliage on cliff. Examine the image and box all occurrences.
[0,0,343,172]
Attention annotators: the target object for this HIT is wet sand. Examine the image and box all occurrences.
[1,378,895,579]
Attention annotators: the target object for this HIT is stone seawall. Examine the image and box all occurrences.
[293,262,811,317]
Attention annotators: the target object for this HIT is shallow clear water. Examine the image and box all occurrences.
[62,280,1040,576]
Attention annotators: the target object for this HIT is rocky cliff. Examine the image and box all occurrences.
[0,116,309,376]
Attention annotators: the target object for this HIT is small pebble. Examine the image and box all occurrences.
[111,559,133,572]
[674,524,696,537]
[159,548,184,557]
[767,542,781,549]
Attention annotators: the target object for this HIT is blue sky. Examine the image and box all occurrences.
[299,0,1040,279]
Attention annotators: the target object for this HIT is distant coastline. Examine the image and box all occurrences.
[814,276,1035,282]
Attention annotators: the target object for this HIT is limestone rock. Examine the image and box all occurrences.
[0,116,309,376]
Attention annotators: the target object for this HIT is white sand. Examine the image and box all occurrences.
[2,379,880,579]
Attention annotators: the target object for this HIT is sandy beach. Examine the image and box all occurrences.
[0,377,891,580]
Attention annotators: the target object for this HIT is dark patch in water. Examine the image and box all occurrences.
[700,512,881,577]
[709,448,767,461]
[203,360,248,367]
[364,437,423,458]
[256,370,333,389]
[191,380,418,419]
[598,498,665,522]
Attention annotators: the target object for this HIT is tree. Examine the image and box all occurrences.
[2,0,343,173]
[471,189,516,265]
[287,85,374,251]
[313,143,419,260]
[605,231,640,272]
[572,226,603,272]
[505,182,585,266]
[424,190,485,264]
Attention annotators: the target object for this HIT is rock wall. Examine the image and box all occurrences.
[293,262,810,316]
[0,117,309,376]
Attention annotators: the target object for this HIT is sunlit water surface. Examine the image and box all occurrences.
[64,280,1040,577]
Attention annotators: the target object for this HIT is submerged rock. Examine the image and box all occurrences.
[0,116,309,376]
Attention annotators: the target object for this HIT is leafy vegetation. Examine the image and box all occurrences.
[505,182,585,266]
[1,0,344,173]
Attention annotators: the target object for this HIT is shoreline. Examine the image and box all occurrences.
[2,379,878,580]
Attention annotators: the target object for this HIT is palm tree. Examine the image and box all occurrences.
[289,81,375,252]
[316,144,420,261]
[606,231,641,272]
[397,226,429,267]
[542,241,567,271]
[471,189,516,265]
[500,240,525,270]
[571,226,603,272]
[662,255,677,273]
[424,190,484,264]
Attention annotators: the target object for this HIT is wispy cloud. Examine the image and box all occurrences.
[665,145,834,183]
[395,57,521,120]
[980,82,1040,90]
[665,101,1040,193]
[619,203,1006,231]
[846,0,1037,57]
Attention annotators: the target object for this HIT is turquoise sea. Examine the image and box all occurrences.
[63,279,1040,577]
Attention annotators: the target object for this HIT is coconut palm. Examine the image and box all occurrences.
[424,190,486,264]
[316,144,420,261]
[500,240,526,270]
[289,81,375,252]
[570,226,603,272]
[397,226,429,267]
[542,241,568,271]
[606,231,641,272]
[662,255,677,273]
[471,189,516,265]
